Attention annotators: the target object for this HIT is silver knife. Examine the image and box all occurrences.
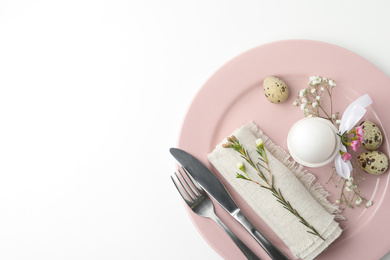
[170,148,289,260]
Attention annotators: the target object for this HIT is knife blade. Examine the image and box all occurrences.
[170,147,289,260]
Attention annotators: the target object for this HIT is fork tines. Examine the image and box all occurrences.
[171,167,203,203]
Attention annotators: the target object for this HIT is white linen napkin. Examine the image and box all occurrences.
[208,122,343,260]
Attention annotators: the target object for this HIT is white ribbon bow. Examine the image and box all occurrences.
[334,94,372,179]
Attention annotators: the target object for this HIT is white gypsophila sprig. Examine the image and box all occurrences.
[326,165,370,210]
[293,76,339,123]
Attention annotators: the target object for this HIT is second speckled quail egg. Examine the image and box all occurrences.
[357,150,388,175]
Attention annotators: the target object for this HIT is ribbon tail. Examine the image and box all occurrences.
[335,145,352,179]
[335,154,352,179]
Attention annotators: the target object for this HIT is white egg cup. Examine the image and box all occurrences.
[287,117,341,168]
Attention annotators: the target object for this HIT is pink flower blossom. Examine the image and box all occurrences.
[357,135,364,144]
[342,152,352,162]
[350,140,360,152]
[356,125,364,136]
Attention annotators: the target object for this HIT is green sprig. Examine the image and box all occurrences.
[223,136,325,240]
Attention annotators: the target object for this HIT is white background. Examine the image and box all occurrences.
[1,0,390,259]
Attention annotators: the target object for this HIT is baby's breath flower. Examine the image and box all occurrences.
[312,102,318,108]
[322,78,327,82]
[346,181,352,187]
[335,199,341,204]
[332,114,337,119]
[348,177,354,182]
[355,197,362,205]
[366,201,373,207]
[336,119,341,125]
[293,101,298,106]
[329,79,336,87]
[345,186,352,192]
[301,98,307,103]
[316,96,322,101]
[320,87,325,92]
[310,88,316,94]
[300,104,306,110]
[310,76,322,85]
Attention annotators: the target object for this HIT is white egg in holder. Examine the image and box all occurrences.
[287,117,341,168]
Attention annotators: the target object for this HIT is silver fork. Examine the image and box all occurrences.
[172,167,260,260]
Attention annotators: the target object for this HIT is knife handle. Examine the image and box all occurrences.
[211,214,260,260]
[235,210,289,260]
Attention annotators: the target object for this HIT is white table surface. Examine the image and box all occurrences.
[1,0,390,259]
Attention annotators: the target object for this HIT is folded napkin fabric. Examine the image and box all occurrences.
[208,122,343,260]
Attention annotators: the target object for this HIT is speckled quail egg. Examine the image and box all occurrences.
[359,120,383,150]
[263,76,289,104]
[357,150,388,175]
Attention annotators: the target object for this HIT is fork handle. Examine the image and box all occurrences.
[210,214,260,260]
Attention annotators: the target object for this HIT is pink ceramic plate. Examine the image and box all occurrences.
[177,40,390,260]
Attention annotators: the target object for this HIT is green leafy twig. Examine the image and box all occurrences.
[293,76,339,124]
[223,136,325,240]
